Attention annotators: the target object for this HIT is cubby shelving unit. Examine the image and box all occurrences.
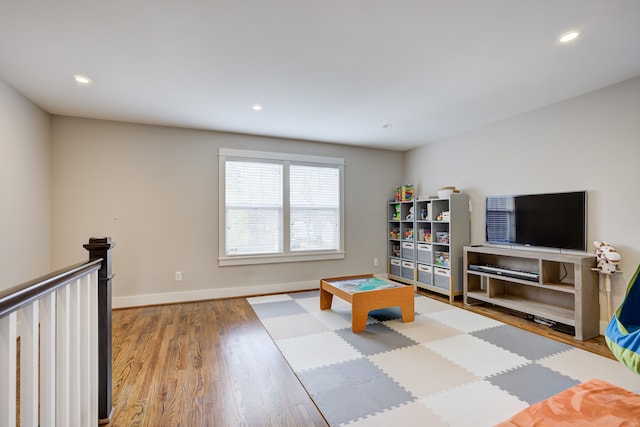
[388,200,416,285]
[388,193,470,302]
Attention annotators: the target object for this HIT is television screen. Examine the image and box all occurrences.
[486,191,587,251]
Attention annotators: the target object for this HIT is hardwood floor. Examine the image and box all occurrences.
[110,298,328,426]
[108,291,614,426]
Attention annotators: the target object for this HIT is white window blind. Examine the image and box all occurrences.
[225,160,283,255]
[219,148,345,266]
[486,196,515,243]
[290,164,340,252]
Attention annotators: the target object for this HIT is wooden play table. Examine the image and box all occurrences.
[319,274,415,332]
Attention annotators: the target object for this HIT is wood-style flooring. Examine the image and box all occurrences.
[110,298,328,426]
[108,291,614,426]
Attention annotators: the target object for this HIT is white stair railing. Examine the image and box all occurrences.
[0,259,101,427]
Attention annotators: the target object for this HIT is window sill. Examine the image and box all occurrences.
[219,251,345,266]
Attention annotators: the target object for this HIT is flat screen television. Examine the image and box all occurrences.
[485,191,587,251]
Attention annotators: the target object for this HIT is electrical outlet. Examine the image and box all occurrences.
[373,258,379,267]
[175,271,182,281]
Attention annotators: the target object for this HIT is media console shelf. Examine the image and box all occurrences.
[463,245,599,341]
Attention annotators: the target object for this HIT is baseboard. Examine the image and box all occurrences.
[112,280,318,309]
[600,319,610,336]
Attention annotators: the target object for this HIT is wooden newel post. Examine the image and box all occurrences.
[84,237,116,424]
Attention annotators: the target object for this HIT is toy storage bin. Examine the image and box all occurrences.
[401,242,415,259]
[417,244,432,263]
[434,267,450,290]
[402,261,415,280]
[390,258,401,276]
[417,264,432,286]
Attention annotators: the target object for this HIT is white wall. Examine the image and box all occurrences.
[51,117,403,307]
[404,76,640,328]
[0,79,51,291]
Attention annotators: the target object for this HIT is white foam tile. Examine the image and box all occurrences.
[246,294,294,304]
[311,308,355,331]
[384,314,464,344]
[260,313,330,340]
[421,379,528,427]
[425,334,530,377]
[275,331,361,372]
[294,296,323,313]
[370,345,478,398]
[344,400,449,427]
[295,295,352,314]
[413,296,454,314]
[539,348,640,393]
[425,307,503,333]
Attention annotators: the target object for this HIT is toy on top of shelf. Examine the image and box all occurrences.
[390,228,400,239]
[402,184,414,201]
[404,228,414,240]
[395,187,402,201]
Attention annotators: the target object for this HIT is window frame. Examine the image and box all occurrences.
[218,148,345,266]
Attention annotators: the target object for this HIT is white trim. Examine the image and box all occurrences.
[219,148,345,266]
[219,251,345,266]
[219,147,344,165]
[112,280,319,309]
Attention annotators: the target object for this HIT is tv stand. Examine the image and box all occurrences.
[463,246,599,341]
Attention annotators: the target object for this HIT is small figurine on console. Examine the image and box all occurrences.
[594,240,621,275]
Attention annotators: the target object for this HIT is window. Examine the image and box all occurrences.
[219,148,344,266]
[486,196,515,243]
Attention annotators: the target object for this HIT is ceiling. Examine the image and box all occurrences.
[1,1,639,151]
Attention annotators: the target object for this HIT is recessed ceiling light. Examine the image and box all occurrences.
[72,74,93,85]
[558,30,580,44]
[252,104,263,111]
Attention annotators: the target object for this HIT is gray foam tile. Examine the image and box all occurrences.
[472,324,572,360]
[488,363,580,405]
[336,323,418,356]
[300,358,415,425]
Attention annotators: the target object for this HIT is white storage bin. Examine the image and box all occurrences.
[417,263,432,285]
[417,244,432,263]
[402,261,415,280]
[390,258,401,276]
[434,267,451,290]
[401,241,415,260]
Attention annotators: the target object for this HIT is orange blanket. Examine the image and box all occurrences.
[496,378,640,427]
